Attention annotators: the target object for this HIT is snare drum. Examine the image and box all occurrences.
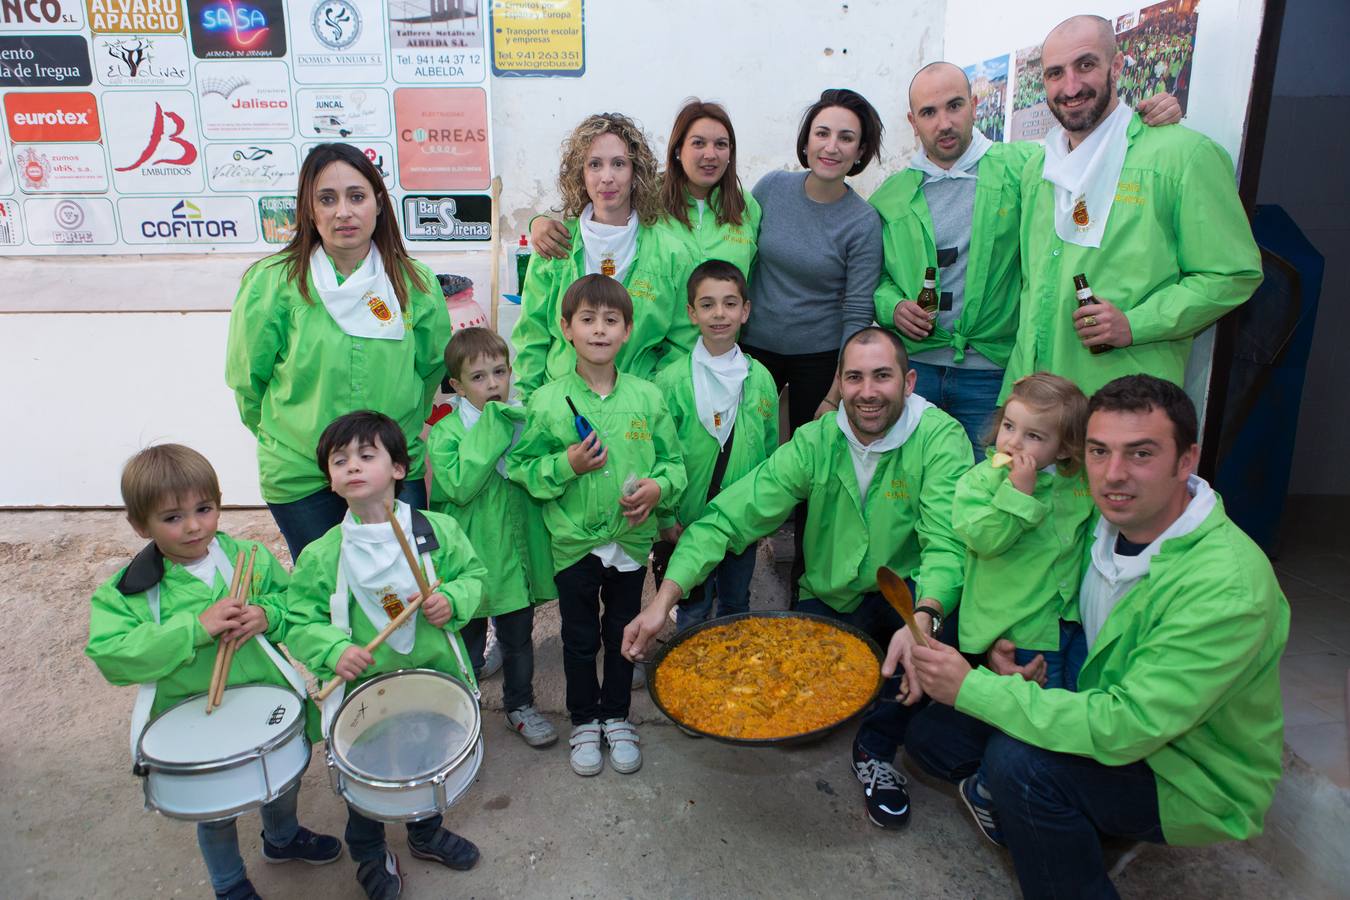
[326,669,482,822]
[135,684,309,821]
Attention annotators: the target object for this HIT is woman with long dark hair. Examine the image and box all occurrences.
[226,143,450,558]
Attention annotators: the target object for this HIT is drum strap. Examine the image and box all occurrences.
[129,541,306,760]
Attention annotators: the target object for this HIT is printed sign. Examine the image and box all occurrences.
[297,87,389,138]
[24,196,117,244]
[0,199,21,244]
[0,0,86,31]
[401,193,490,241]
[118,194,258,243]
[13,141,108,191]
[0,35,92,86]
[85,0,184,32]
[104,90,203,192]
[490,0,582,77]
[93,33,189,85]
[186,0,286,58]
[0,147,12,192]
[390,0,485,83]
[394,87,488,190]
[301,139,393,185]
[4,90,100,141]
[205,141,297,191]
[289,0,386,84]
[196,59,292,138]
[258,193,295,243]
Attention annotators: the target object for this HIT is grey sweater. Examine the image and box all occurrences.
[742,170,882,355]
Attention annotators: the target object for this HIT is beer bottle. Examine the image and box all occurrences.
[917,266,939,320]
[1074,273,1112,355]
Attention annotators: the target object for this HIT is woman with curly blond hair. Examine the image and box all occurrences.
[511,112,681,398]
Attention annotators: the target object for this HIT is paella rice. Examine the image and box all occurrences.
[654,617,881,740]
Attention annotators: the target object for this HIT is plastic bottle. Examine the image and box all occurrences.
[514,235,531,294]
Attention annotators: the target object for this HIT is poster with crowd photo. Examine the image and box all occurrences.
[963,54,1009,143]
[1009,43,1052,142]
[0,0,496,256]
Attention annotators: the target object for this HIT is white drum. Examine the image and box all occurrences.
[135,684,309,821]
[327,669,482,822]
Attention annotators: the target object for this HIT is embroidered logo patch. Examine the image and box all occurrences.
[367,292,392,322]
[380,591,404,618]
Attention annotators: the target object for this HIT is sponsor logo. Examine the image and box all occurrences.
[258,193,295,243]
[205,141,296,191]
[119,194,258,243]
[197,60,292,139]
[96,34,189,85]
[402,194,490,241]
[17,146,49,188]
[394,87,488,190]
[0,35,91,86]
[24,196,117,245]
[312,0,357,49]
[298,88,388,138]
[14,141,107,192]
[85,0,182,32]
[290,0,384,83]
[388,0,483,84]
[0,0,84,29]
[4,91,99,141]
[187,0,285,58]
[115,100,197,171]
[0,198,21,245]
[105,91,202,192]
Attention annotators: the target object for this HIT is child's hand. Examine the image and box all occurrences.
[659,524,684,544]
[335,646,374,681]
[225,605,270,643]
[567,431,607,474]
[421,591,453,628]
[1008,452,1039,495]
[619,478,661,525]
[199,595,243,637]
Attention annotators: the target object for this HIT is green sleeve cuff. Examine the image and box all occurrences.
[188,613,215,648]
[914,581,963,610]
[991,479,1049,525]
[954,665,1001,722]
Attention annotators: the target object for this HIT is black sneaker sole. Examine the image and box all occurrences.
[866,810,911,830]
[407,843,479,871]
[262,846,344,865]
[959,780,1006,847]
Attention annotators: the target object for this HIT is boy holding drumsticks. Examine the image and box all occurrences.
[85,444,341,900]
[285,411,486,900]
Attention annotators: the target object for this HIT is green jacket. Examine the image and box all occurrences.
[1004,116,1263,398]
[666,408,969,613]
[649,187,762,352]
[427,402,558,616]
[284,510,484,689]
[225,255,450,503]
[871,142,1039,367]
[652,350,779,529]
[507,370,687,572]
[956,497,1289,846]
[510,219,682,399]
[952,458,1095,652]
[85,533,293,720]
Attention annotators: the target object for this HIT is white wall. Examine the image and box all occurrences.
[2,0,943,506]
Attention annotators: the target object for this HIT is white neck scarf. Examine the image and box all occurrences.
[908,128,993,183]
[1041,102,1133,248]
[579,203,639,282]
[835,393,934,499]
[1079,475,1216,646]
[457,397,524,477]
[309,244,404,341]
[338,500,421,655]
[691,338,748,448]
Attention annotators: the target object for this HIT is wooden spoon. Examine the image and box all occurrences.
[876,566,930,648]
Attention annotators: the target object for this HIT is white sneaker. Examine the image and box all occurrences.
[506,705,558,748]
[479,637,502,679]
[602,718,642,774]
[568,721,603,776]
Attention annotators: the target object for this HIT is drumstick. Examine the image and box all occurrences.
[210,545,257,711]
[206,551,247,714]
[387,501,432,596]
[313,578,443,701]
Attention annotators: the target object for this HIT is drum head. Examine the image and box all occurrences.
[331,670,479,783]
[140,685,302,765]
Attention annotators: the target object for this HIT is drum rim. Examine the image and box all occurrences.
[329,668,482,787]
[136,686,307,773]
[144,762,309,823]
[330,735,484,823]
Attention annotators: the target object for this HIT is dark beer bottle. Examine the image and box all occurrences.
[917,266,939,320]
[1074,273,1112,355]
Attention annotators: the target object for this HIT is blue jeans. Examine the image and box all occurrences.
[910,360,1004,461]
[906,703,1164,899]
[197,782,301,894]
[674,545,758,631]
[345,804,442,865]
[267,479,428,561]
[463,605,535,712]
[1013,620,1089,691]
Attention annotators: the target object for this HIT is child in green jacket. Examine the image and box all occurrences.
[508,274,686,777]
[653,260,778,630]
[428,326,559,749]
[284,412,486,900]
[85,444,340,900]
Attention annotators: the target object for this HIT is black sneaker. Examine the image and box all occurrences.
[407,827,480,871]
[356,850,403,900]
[959,773,1006,846]
[216,877,262,900]
[852,741,911,829]
[261,826,343,865]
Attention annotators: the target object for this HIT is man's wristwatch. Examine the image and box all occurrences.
[913,604,943,639]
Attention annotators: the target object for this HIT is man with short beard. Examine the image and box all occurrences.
[622,327,971,831]
[1003,15,1261,397]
